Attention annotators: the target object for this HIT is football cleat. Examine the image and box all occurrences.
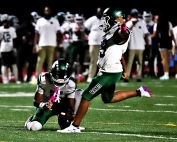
[57,124,81,133]
[24,116,33,129]
[79,126,85,131]
[137,86,152,98]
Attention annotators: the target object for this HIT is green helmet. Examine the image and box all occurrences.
[99,7,125,32]
[50,59,70,87]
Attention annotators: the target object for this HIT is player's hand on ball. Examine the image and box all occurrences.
[46,101,53,110]
[122,72,127,79]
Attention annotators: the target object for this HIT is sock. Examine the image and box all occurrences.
[1,66,7,82]
[136,89,141,97]
[72,123,79,127]
[12,64,18,81]
[164,72,169,77]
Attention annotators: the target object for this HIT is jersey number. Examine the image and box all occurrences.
[3,32,11,42]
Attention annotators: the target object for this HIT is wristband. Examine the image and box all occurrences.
[121,24,127,32]
[39,102,46,109]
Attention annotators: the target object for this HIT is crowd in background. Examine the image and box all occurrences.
[0,6,177,84]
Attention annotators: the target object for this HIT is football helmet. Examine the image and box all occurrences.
[66,12,74,22]
[50,59,70,87]
[9,15,19,23]
[74,14,84,24]
[55,12,66,25]
[143,11,152,23]
[31,11,40,23]
[1,14,9,22]
[99,7,125,32]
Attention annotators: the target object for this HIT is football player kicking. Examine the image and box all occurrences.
[24,59,85,131]
[57,7,152,133]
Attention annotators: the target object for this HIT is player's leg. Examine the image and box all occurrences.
[1,52,8,84]
[46,46,55,72]
[25,108,54,131]
[100,73,152,103]
[35,47,46,78]
[9,51,18,82]
[57,72,110,132]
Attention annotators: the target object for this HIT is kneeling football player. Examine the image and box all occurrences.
[24,59,85,131]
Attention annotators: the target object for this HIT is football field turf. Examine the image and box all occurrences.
[0,78,177,142]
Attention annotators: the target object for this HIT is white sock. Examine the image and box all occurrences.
[12,64,18,81]
[1,66,7,82]
[164,72,169,77]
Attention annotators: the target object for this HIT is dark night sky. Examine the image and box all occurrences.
[0,0,175,21]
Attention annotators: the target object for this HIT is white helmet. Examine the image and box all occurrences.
[143,11,152,23]
[74,14,84,24]
[1,14,9,22]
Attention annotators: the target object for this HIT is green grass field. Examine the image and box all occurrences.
[0,78,177,142]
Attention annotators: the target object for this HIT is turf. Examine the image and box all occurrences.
[0,78,177,142]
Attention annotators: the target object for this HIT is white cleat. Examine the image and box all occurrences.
[79,126,85,131]
[57,125,81,133]
[159,75,169,80]
[24,116,33,129]
[137,86,152,98]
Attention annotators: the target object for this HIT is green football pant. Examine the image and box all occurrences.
[82,72,122,103]
[32,108,56,126]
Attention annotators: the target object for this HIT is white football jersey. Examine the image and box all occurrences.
[97,26,131,73]
[70,22,85,41]
[0,26,17,52]
[36,72,76,102]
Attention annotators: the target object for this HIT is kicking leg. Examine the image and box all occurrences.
[111,86,152,103]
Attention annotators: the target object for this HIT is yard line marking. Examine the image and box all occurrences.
[0,93,34,97]
[0,105,33,108]
[10,109,30,111]
[155,104,175,106]
[82,132,177,140]
[89,108,177,114]
[0,105,177,114]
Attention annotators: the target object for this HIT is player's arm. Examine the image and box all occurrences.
[33,74,48,109]
[116,17,130,44]
[33,91,44,108]
[121,55,127,79]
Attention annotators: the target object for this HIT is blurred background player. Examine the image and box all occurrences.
[25,59,85,131]
[31,11,41,26]
[9,15,20,30]
[69,14,86,81]
[16,13,36,82]
[84,7,104,83]
[142,12,163,78]
[0,14,19,84]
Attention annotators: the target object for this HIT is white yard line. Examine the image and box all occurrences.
[155,104,175,106]
[0,105,33,108]
[89,108,177,114]
[0,104,177,114]
[0,93,34,97]
[10,109,30,111]
[82,132,177,140]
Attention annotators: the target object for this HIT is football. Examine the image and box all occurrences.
[58,111,74,130]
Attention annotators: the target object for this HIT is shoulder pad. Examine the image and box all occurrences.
[69,77,76,83]
[37,72,49,85]
[67,77,76,89]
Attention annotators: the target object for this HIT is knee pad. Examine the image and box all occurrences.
[30,121,42,131]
